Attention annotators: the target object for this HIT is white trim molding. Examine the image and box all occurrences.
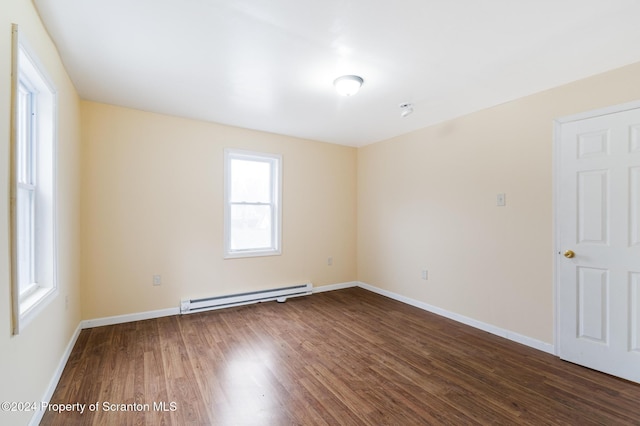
[78,280,555,358]
[81,283,360,329]
[357,281,555,355]
[313,281,358,293]
[555,99,640,125]
[81,307,180,329]
[29,323,82,426]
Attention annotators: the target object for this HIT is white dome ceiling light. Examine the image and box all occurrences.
[333,75,364,96]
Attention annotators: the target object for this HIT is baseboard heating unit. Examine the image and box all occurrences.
[180,282,313,314]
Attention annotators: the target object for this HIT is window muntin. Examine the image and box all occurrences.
[224,150,282,258]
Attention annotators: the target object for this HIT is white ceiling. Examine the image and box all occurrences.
[34,0,640,146]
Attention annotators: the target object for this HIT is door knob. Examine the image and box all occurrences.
[563,250,575,258]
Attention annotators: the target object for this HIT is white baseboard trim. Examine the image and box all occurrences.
[82,282,360,329]
[81,307,180,329]
[313,281,358,293]
[357,281,555,355]
[29,322,83,426]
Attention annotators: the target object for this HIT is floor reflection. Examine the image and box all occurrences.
[217,345,285,425]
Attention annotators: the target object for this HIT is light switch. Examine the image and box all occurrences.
[497,193,506,207]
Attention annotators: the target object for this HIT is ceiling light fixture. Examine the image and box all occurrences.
[333,75,364,96]
[400,103,414,118]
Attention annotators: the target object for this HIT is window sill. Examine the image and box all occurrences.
[224,249,281,260]
[17,286,57,333]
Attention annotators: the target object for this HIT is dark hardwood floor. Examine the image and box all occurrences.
[41,287,640,425]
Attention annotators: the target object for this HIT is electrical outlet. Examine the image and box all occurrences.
[421,269,428,280]
[327,257,333,266]
[153,275,162,286]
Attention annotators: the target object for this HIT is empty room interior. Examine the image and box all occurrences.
[2,0,640,424]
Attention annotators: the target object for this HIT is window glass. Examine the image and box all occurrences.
[230,159,271,203]
[224,149,281,258]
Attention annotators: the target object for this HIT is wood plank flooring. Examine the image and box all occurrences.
[41,287,640,425]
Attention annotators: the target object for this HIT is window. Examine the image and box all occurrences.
[224,149,282,258]
[10,26,58,334]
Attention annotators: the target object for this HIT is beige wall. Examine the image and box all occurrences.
[358,61,640,344]
[81,102,357,319]
[0,1,82,425]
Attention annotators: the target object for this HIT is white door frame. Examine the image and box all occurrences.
[553,98,640,355]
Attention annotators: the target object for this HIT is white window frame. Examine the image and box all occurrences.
[224,149,282,259]
[10,25,58,334]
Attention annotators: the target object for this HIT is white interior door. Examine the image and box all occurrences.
[557,106,640,383]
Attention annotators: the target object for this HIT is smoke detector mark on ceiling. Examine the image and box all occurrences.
[400,103,414,118]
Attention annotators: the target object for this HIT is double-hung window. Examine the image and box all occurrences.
[224,149,282,258]
[10,26,58,334]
